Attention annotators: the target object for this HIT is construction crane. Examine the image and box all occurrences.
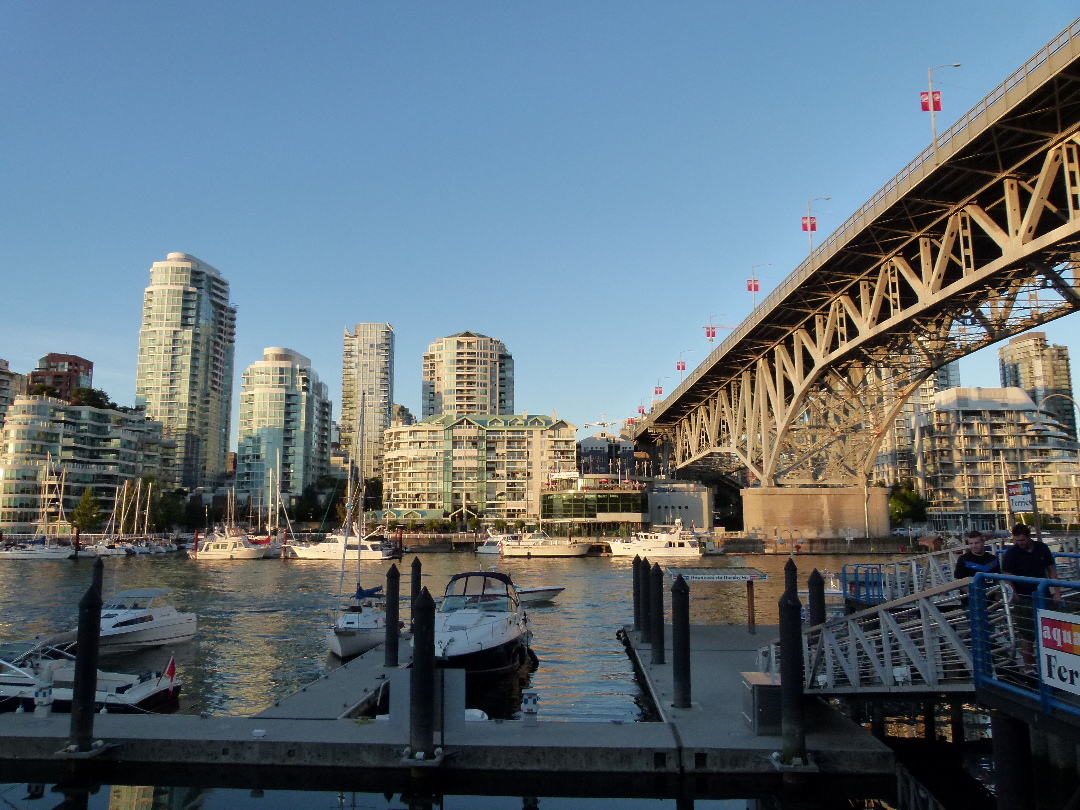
[703,314,738,347]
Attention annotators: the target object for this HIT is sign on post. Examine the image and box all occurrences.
[1006,479,1034,513]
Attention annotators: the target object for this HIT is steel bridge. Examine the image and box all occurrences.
[635,18,1080,487]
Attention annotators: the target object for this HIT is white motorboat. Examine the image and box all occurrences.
[0,540,79,561]
[427,571,534,674]
[499,530,592,558]
[191,532,265,560]
[0,642,181,714]
[516,585,565,603]
[94,588,198,653]
[476,533,511,555]
[326,584,389,659]
[608,519,702,558]
[287,528,395,561]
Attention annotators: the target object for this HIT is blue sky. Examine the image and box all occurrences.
[2,2,1078,445]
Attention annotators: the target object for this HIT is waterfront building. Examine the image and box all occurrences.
[28,353,93,401]
[135,252,237,490]
[540,473,648,534]
[341,323,394,480]
[872,362,960,487]
[421,332,513,418]
[236,348,331,509]
[999,331,1075,439]
[0,395,175,534]
[578,430,635,477]
[0,359,27,428]
[916,387,1080,532]
[648,479,714,529]
[382,413,576,523]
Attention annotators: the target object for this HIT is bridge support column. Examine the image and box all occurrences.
[742,486,889,541]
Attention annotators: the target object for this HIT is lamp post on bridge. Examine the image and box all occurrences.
[676,350,694,383]
[804,198,830,259]
[926,63,961,156]
[748,263,771,310]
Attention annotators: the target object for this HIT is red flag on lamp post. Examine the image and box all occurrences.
[676,360,686,372]
[746,279,759,292]
[920,90,942,111]
[801,216,817,232]
[638,405,646,415]
[654,385,663,396]
[704,326,716,339]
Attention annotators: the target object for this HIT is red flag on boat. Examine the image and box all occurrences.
[158,655,176,685]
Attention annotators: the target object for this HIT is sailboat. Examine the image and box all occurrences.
[0,456,78,561]
[326,398,391,659]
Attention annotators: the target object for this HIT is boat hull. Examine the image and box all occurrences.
[287,544,393,561]
[500,543,591,558]
[435,636,529,675]
[325,626,385,659]
[99,618,197,653]
[608,542,701,558]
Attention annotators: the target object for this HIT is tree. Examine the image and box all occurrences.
[69,387,115,409]
[889,479,927,525]
[29,383,60,398]
[69,488,103,534]
[467,517,482,533]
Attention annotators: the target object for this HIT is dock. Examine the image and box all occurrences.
[0,624,895,802]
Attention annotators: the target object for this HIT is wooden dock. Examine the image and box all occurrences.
[0,624,895,802]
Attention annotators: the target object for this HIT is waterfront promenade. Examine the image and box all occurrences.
[0,621,894,802]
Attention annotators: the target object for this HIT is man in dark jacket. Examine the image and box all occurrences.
[1001,523,1061,672]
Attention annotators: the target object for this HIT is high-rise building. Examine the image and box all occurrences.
[999,332,1075,440]
[421,332,514,418]
[0,395,175,533]
[341,323,394,480]
[135,252,237,490]
[28,354,93,401]
[236,348,331,508]
[383,413,576,523]
[0,359,27,428]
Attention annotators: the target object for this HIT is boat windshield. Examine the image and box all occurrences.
[103,596,153,611]
[440,576,516,613]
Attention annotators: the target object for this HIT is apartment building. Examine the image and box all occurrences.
[28,354,93,401]
[421,332,513,418]
[999,331,1075,439]
[341,323,394,480]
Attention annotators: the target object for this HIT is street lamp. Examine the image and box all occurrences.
[804,198,830,256]
[748,263,771,310]
[927,63,961,155]
[676,350,694,382]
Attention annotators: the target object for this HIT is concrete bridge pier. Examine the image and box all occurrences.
[742,486,889,541]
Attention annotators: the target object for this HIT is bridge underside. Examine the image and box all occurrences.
[637,28,1080,497]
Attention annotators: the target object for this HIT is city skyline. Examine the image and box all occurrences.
[3,3,1079,444]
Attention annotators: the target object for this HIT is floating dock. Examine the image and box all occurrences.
[0,624,895,802]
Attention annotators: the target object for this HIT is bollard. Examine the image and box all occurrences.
[807,569,826,627]
[671,575,691,708]
[410,556,422,633]
[640,556,652,644]
[409,587,436,760]
[69,579,103,752]
[650,562,665,666]
[385,564,400,668]
[778,558,806,765]
[521,689,538,725]
[91,557,103,596]
[632,556,642,632]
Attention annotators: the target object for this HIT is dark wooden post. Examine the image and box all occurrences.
[410,587,435,759]
[385,564,400,668]
[672,575,690,708]
[632,555,642,631]
[779,558,806,765]
[410,555,422,632]
[808,569,826,626]
[650,562,665,665]
[640,556,652,644]
[68,573,103,751]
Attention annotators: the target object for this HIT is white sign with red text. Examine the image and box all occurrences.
[1039,609,1080,695]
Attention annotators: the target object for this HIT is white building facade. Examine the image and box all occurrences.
[421,332,514,418]
[236,348,331,509]
[135,253,236,490]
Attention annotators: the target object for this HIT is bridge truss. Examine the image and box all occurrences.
[637,20,1080,485]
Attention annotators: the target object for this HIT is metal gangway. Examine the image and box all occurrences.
[761,564,1080,698]
[842,538,1079,607]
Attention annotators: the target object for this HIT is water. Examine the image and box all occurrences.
[0,551,887,808]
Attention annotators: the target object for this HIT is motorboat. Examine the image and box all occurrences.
[607,519,702,558]
[516,585,565,604]
[427,571,534,674]
[0,540,80,561]
[499,530,592,558]
[476,533,511,555]
[0,642,181,714]
[287,527,395,561]
[191,532,265,560]
[94,588,198,653]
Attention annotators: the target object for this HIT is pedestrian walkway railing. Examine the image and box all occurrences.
[971,572,1080,722]
[760,579,976,694]
[842,538,1078,607]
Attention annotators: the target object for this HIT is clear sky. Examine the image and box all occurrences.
[2,2,1078,446]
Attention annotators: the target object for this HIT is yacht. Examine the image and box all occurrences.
[95,588,198,653]
[499,530,592,558]
[607,519,702,558]
[287,527,395,561]
[427,571,534,674]
[191,531,265,560]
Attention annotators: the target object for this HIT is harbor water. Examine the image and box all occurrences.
[0,550,890,808]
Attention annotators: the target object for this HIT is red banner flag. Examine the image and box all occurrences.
[801,216,817,232]
[654,385,663,396]
[747,279,759,292]
[704,326,716,339]
[920,91,941,112]
[676,360,685,371]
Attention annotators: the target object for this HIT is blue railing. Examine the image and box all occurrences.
[971,573,1080,721]
[841,564,887,605]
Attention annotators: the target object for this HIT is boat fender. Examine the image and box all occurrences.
[527,647,540,670]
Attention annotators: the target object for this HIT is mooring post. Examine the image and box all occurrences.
[778,557,806,765]
[385,564,400,668]
[808,569,826,626]
[410,556,422,633]
[746,580,756,634]
[632,555,642,632]
[992,711,1036,810]
[409,586,435,760]
[650,562,665,666]
[640,556,652,644]
[68,573,104,752]
[91,556,104,596]
[672,575,691,708]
